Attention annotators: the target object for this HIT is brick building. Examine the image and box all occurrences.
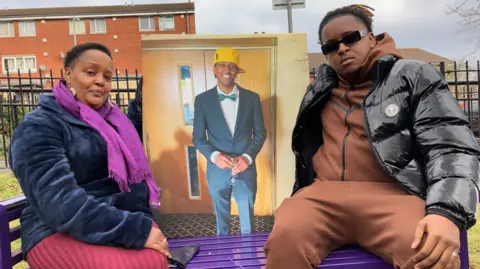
[0,3,195,77]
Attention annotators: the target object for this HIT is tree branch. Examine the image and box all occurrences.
[447,0,480,53]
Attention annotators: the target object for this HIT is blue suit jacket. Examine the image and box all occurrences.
[192,85,267,184]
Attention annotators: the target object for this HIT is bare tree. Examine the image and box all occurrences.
[447,0,480,53]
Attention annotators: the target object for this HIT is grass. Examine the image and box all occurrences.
[0,172,478,269]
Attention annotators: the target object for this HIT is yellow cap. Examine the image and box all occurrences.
[213,47,245,73]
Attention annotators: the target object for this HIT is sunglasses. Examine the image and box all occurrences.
[320,30,368,55]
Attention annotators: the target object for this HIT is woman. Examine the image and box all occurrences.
[9,43,170,269]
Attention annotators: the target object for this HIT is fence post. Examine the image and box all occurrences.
[439,62,445,78]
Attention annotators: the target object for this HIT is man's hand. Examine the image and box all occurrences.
[214,153,235,169]
[144,225,171,258]
[411,214,460,269]
[232,156,249,175]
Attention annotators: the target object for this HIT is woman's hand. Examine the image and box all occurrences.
[144,225,171,258]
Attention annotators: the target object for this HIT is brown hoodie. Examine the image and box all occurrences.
[313,33,404,182]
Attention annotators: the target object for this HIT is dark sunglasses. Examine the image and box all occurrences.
[320,30,368,55]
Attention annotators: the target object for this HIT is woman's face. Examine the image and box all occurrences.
[64,49,113,109]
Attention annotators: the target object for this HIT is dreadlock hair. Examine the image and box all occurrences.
[318,4,375,44]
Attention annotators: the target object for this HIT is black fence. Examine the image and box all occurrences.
[0,69,142,168]
[435,61,480,136]
[1,61,479,169]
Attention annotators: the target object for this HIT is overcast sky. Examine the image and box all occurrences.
[3,0,480,61]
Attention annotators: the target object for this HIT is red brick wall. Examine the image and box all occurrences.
[0,14,196,77]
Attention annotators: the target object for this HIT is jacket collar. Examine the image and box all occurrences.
[298,54,399,116]
[38,94,90,127]
[312,54,399,93]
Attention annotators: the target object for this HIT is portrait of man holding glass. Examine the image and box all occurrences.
[192,47,267,236]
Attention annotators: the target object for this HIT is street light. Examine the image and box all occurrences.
[272,0,305,33]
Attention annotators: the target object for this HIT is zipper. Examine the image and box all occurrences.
[340,86,354,181]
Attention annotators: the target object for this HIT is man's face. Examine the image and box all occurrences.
[214,61,238,87]
[320,15,376,78]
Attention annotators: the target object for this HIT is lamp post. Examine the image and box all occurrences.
[287,0,293,33]
[272,0,305,33]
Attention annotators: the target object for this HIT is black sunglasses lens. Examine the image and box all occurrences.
[342,31,362,46]
[322,42,339,55]
[321,31,363,55]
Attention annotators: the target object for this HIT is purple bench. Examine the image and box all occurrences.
[0,195,471,269]
[168,232,471,269]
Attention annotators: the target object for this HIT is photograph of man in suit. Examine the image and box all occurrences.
[192,47,267,236]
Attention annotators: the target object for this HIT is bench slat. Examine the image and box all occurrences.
[7,207,23,223]
[0,195,26,210]
[184,260,238,269]
[10,249,23,266]
[9,226,20,243]
[168,234,268,248]
[167,232,269,244]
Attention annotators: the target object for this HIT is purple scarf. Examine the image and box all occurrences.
[53,80,160,208]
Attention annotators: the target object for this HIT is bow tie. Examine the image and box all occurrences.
[219,93,237,102]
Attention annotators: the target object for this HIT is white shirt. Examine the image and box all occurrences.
[217,85,239,136]
[210,85,252,165]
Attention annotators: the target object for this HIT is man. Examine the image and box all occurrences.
[192,47,267,236]
[265,5,479,269]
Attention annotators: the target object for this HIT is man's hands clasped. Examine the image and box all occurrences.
[214,153,249,175]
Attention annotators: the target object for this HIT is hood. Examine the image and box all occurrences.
[339,32,404,86]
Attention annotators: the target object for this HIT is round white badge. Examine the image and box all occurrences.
[385,104,399,118]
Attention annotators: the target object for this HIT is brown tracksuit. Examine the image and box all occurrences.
[265,34,425,269]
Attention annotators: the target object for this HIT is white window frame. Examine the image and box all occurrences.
[90,18,107,34]
[2,55,37,74]
[19,21,36,37]
[69,19,86,35]
[159,15,175,31]
[0,22,15,38]
[138,16,155,32]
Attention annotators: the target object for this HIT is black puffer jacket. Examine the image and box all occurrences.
[292,55,480,231]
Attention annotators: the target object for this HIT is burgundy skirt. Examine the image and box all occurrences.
[26,232,168,269]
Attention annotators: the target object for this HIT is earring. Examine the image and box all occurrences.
[69,87,76,96]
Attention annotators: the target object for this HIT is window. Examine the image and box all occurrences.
[69,19,86,35]
[180,65,194,125]
[19,21,36,36]
[2,56,37,73]
[159,16,175,30]
[0,22,14,37]
[186,146,200,198]
[139,17,155,31]
[90,18,106,34]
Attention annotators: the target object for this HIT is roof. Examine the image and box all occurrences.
[0,3,194,20]
[309,48,453,70]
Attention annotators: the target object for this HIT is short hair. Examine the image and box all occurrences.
[64,42,113,68]
[318,4,374,44]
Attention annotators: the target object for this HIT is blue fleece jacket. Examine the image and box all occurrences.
[8,94,153,256]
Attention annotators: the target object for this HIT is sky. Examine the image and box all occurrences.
[3,0,480,61]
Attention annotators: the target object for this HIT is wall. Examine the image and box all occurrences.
[0,14,195,77]
[272,34,310,207]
